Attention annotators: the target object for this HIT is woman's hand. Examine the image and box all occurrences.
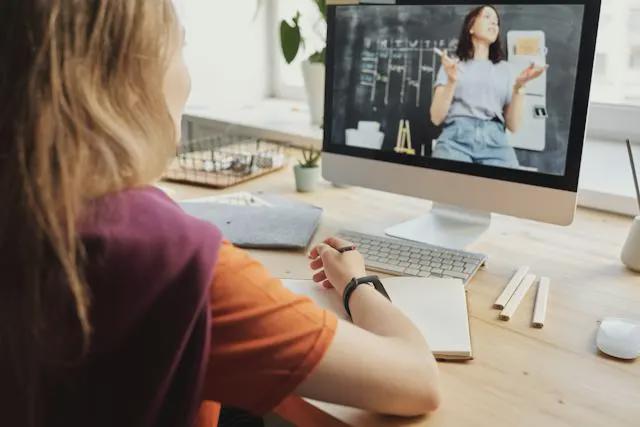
[308,237,367,297]
[441,49,460,84]
[515,62,548,90]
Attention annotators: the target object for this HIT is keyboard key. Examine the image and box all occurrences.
[430,262,442,268]
[399,262,410,267]
[409,263,421,269]
[366,261,406,274]
[405,268,420,276]
[388,254,399,260]
[419,270,431,277]
[431,268,444,274]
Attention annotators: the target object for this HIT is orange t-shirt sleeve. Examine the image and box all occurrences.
[201,241,338,415]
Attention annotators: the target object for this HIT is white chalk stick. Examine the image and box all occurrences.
[494,266,530,309]
[500,274,536,321]
[532,277,550,328]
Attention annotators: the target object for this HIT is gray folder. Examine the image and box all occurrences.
[180,194,322,250]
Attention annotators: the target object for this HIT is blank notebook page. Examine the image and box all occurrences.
[283,277,472,360]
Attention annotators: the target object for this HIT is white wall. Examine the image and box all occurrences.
[178,0,270,110]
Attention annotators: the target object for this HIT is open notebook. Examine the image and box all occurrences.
[283,277,472,361]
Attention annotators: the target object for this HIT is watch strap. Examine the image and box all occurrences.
[343,275,391,319]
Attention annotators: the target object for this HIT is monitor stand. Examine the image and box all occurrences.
[384,203,491,250]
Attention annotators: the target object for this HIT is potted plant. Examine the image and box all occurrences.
[294,146,322,192]
[280,0,326,126]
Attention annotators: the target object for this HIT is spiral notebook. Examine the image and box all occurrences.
[284,276,473,360]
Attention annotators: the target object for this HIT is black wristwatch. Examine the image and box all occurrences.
[343,275,391,319]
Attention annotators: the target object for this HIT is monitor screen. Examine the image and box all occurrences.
[324,1,598,191]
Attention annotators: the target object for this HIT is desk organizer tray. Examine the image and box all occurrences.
[162,134,288,188]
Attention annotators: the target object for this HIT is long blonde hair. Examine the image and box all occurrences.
[0,0,179,423]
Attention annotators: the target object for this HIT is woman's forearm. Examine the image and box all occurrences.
[505,86,525,133]
[430,83,456,126]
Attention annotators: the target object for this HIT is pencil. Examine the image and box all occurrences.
[532,277,550,328]
[494,266,529,309]
[626,139,640,213]
[500,274,536,321]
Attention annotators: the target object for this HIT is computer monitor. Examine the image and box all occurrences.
[322,0,600,249]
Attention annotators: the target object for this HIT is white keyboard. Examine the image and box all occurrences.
[337,230,487,284]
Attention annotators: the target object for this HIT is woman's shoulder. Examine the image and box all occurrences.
[82,186,222,353]
[83,186,215,239]
[80,186,222,276]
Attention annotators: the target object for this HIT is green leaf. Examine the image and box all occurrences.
[280,18,301,64]
[309,48,326,65]
[299,146,321,167]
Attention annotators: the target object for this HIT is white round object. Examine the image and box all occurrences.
[596,317,640,360]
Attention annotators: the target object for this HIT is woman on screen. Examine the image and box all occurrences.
[429,4,546,167]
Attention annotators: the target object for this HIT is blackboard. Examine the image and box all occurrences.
[329,4,585,175]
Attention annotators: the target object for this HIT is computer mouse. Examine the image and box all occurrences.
[596,318,640,360]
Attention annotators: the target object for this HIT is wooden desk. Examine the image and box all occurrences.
[160,163,640,427]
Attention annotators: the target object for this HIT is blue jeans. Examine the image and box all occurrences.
[432,117,519,168]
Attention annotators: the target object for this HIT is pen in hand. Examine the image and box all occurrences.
[337,245,357,253]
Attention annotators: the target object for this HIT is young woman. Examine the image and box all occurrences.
[0,1,440,426]
[430,4,547,167]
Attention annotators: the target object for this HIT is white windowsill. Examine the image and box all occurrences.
[184,97,639,217]
[184,98,323,149]
[578,139,639,216]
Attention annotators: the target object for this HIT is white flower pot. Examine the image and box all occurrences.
[302,61,325,127]
[621,216,640,272]
[294,164,321,192]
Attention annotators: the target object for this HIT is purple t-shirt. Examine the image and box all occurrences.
[47,187,222,426]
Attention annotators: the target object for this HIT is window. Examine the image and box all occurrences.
[271,0,325,99]
[591,0,640,107]
[629,8,640,33]
[630,46,640,69]
[594,52,608,80]
[178,1,270,109]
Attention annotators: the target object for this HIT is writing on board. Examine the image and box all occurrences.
[360,38,458,108]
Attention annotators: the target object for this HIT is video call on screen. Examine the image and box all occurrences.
[329,4,585,176]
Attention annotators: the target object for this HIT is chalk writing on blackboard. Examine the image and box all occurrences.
[359,37,458,108]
